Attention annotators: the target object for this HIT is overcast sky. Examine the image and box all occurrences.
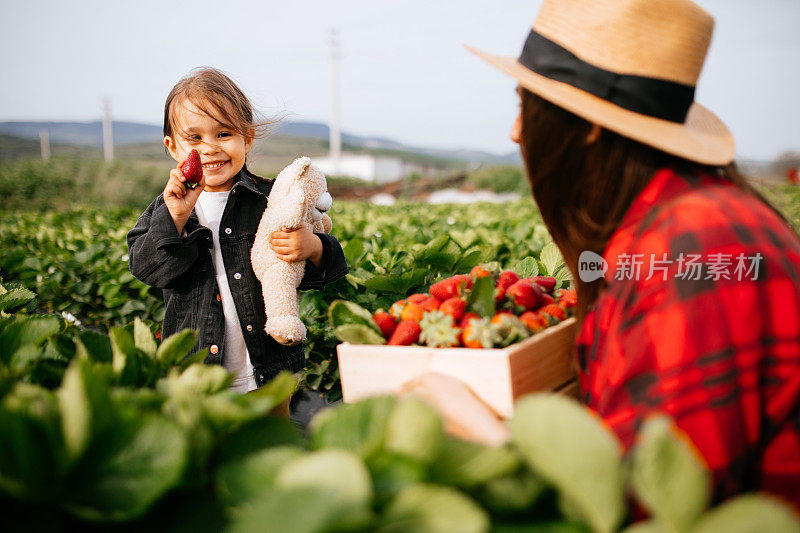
[1,0,797,160]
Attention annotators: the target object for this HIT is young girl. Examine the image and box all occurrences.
[127,67,348,394]
[470,0,800,506]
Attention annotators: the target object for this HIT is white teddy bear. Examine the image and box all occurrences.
[251,156,333,345]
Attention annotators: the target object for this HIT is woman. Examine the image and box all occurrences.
[469,0,800,505]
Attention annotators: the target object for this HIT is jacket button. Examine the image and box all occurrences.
[233,272,241,280]
[246,324,253,332]
[210,344,219,354]
[225,227,232,234]
[216,294,221,302]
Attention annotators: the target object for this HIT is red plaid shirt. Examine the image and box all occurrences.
[576,168,800,507]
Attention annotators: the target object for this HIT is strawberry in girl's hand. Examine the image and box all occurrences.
[388,320,422,345]
[372,312,397,339]
[180,149,203,189]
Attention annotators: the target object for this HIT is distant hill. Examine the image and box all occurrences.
[0,120,519,165]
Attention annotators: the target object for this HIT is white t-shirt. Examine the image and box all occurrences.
[194,190,257,393]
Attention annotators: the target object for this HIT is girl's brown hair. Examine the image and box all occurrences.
[163,67,278,144]
[517,87,782,321]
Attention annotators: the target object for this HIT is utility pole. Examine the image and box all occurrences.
[102,97,114,162]
[39,130,50,161]
[330,28,341,175]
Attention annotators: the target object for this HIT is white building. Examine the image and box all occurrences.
[314,153,427,184]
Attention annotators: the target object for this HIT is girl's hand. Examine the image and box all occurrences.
[163,166,206,235]
[269,227,323,268]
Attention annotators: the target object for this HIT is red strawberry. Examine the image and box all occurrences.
[388,320,421,345]
[470,265,491,279]
[506,280,544,310]
[180,149,203,188]
[459,312,480,345]
[389,299,407,319]
[420,296,442,312]
[520,311,546,333]
[539,303,566,321]
[555,288,577,309]
[372,312,397,339]
[530,276,557,292]
[495,270,520,301]
[459,312,480,330]
[407,293,429,304]
[429,275,472,301]
[400,302,425,323]
[440,297,466,322]
[539,293,556,307]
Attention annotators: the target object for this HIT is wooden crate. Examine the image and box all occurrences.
[337,317,578,419]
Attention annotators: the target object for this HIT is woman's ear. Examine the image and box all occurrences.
[585,124,603,145]
[164,136,179,162]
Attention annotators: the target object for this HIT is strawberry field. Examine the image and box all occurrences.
[2,186,800,530]
[0,199,568,399]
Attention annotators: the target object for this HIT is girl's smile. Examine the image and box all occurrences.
[164,98,254,192]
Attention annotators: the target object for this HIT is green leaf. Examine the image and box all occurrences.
[513,256,540,278]
[334,324,387,345]
[78,330,112,363]
[133,317,157,357]
[629,416,710,532]
[0,385,65,500]
[384,398,444,464]
[247,371,298,407]
[343,238,365,265]
[216,445,305,506]
[226,486,372,533]
[367,453,427,507]
[64,412,188,521]
[58,357,113,461]
[379,484,490,533]
[478,470,547,516]
[428,437,520,488]
[362,269,429,294]
[692,494,800,533]
[328,300,381,332]
[309,396,396,459]
[539,243,565,276]
[0,287,36,312]
[511,394,624,533]
[276,449,373,508]
[466,276,495,318]
[455,248,485,272]
[0,315,60,365]
[155,329,197,366]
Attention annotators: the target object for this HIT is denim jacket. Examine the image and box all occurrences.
[126,166,349,386]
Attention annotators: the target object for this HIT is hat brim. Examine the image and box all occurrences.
[465,45,735,166]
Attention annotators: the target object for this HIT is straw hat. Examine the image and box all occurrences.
[466,0,735,165]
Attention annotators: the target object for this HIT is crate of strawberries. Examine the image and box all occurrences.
[331,262,579,419]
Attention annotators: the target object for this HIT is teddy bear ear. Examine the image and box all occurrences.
[292,156,312,179]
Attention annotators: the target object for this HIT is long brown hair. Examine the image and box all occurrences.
[518,88,779,321]
[163,67,278,146]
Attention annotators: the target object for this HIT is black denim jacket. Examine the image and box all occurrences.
[126,166,349,386]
